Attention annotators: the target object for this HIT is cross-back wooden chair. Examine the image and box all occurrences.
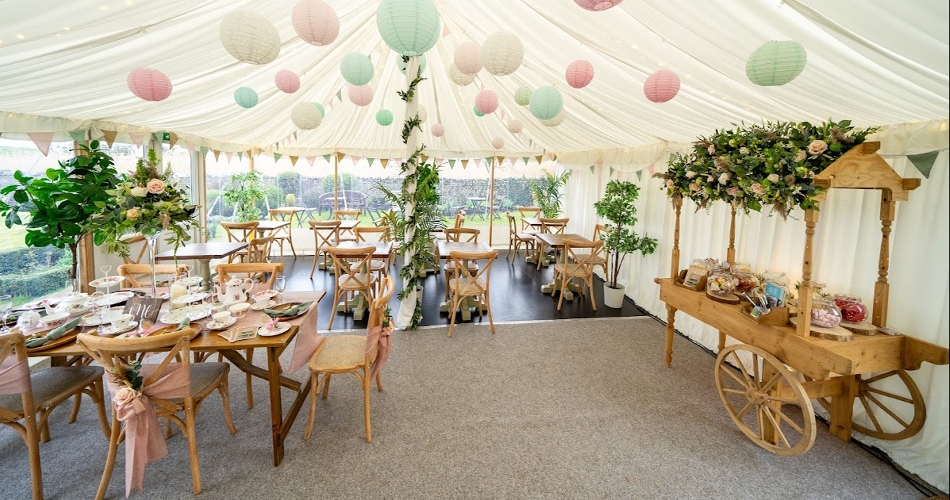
[220,221,259,263]
[517,206,541,231]
[76,329,236,499]
[590,224,610,276]
[506,213,536,263]
[268,208,298,259]
[355,226,394,277]
[441,228,481,295]
[118,263,189,288]
[333,209,360,243]
[304,275,395,443]
[119,234,149,264]
[1,332,110,500]
[246,236,275,264]
[536,217,570,270]
[309,220,341,278]
[326,246,377,330]
[446,249,499,337]
[553,239,604,311]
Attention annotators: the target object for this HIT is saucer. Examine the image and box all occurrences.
[158,304,210,324]
[176,276,204,287]
[172,292,210,305]
[206,316,237,331]
[79,307,125,326]
[250,300,277,311]
[89,276,126,288]
[99,321,139,336]
[258,322,291,337]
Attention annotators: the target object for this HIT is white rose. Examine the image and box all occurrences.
[767,174,780,183]
[739,147,750,155]
[685,170,697,179]
[808,140,828,155]
[718,173,731,185]
[130,186,148,197]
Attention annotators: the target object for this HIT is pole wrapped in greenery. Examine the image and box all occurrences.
[593,180,658,289]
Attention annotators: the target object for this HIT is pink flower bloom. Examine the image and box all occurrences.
[689,182,700,192]
[112,387,140,408]
[146,178,165,194]
[726,187,739,196]
[751,183,764,195]
[718,172,731,185]
[767,174,780,183]
[665,179,675,188]
[126,207,141,220]
[794,150,807,162]
[707,145,715,155]
[807,140,828,155]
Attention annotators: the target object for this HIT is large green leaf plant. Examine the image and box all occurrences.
[529,169,571,218]
[593,180,658,289]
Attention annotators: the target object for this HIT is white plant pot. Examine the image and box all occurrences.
[603,283,626,308]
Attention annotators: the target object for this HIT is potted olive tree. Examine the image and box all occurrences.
[593,180,658,308]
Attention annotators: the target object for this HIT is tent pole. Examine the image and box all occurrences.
[333,152,339,213]
[488,156,496,246]
[396,56,422,329]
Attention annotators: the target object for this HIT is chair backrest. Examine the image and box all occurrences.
[310,220,341,250]
[506,213,519,236]
[246,236,275,263]
[118,263,187,287]
[0,332,36,419]
[563,240,604,270]
[221,221,259,243]
[540,217,569,234]
[443,227,479,243]
[268,209,295,237]
[328,246,376,292]
[355,226,389,243]
[593,223,611,242]
[215,262,283,287]
[448,249,499,295]
[333,209,361,221]
[119,234,149,264]
[367,276,395,330]
[517,206,541,229]
[453,209,466,228]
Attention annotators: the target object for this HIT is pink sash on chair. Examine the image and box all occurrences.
[0,357,31,395]
[106,363,190,497]
[366,324,394,380]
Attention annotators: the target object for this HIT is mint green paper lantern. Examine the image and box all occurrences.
[376,109,394,126]
[234,87,258,108]
[529,86,562,120]
[341,53,374,86]
[376,0,441,56]
[312,102,325,117]
[746,40,807,86]
[398,54,428,75]
[514,86,532,106]
[473,106,485,117]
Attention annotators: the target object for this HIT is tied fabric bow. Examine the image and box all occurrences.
[108,364,190,497]
[0,356,31,395]
[366,321,395,380]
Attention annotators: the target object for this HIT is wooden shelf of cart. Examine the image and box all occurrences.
[656,142,948,456]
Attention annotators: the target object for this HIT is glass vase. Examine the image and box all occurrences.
[145,232,161,298]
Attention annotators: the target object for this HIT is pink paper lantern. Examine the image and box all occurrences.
[574,0,624,11]
[454,41,482,75]
[643,69,681,103]
[292,0,340,46]
[127,68,172,102]
[431,123,445,137]
[275,70,301,93]
[475,90,498,114]
[565,60,594,89]
[347,84,374,106]
[491,137,505,149]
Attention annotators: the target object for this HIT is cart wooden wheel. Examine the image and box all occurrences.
[814,369,925,441]
[715,344,816,456]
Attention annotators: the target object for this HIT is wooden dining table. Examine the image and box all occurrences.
[37,290,326,467]
[437,240,492,321]
[533,233,592,300]
[155,241,248,291]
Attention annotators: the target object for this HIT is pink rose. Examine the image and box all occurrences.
[689,182,700,192]
[665,179,675,188]
[807,140,828,155]
[113,387,140,408]
[726,187,739,196]
[794,150,807,162]
[126,207,141,220]
[751,182,764,195]
[146,178,165,194]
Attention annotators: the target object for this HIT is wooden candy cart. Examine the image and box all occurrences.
[655,142,949,455]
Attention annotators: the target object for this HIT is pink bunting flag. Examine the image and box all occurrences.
[442,25,450,37]
[647,163,655,175]
[27,132,54,156]
[183,141,195,154]
[129,132,145,146]
[306,156,317,166]
[225,152,233,163]
[351,155,362,164]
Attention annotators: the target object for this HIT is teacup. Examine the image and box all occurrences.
[228,302,251,318]
[212,311,232,324]
[42,312,70,328]
[110,313,134,332]
[253,294,271,307]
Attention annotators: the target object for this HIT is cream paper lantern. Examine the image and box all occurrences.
[291,102,323,129]
[347,84,373,106]
[541,108,566,127]
[449,63,476,86]
[482,31,523,76]
[416,105,428,123]
[291,0,339,46]
[491,137,505,150]
[220,10,280,65]
[454,41,483,75]
[431,123,445,137]
[507,119,523,134]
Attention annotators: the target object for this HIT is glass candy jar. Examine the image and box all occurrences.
[811,297,842,329]
[706,271,738,297]
[834,294,868,323]
[733,271,758,294]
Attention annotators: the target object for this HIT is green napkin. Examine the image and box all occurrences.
[25,317,81,348]
[263,301,313,318]
[176,317,192,331]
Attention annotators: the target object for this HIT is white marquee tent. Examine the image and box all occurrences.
[1,0,948,493]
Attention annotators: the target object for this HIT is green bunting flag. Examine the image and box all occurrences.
[68,130,86,143]
[636,169,643,180]
[274,153,282,162]
[609,167,614,177]
[336,89,342,101]
[908,151,939,179]
[237,151,243,161]
[449,159,456,169]
[589,165,595,174]
[367,157,376,167]
[323,154,332,163]
[293,131,298,141]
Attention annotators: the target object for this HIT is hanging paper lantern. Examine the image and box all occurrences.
[529,86,563,120]
[449,64,475,86]
[482,31,523,76]
[234,87,258,108]
[475,90,498,114]
[473,106,485,117]
[574,0,624,11]
[347,84,374,106]
[292,0,339,46]
[341,53,374,86]
[491,137,505,150]
[291,102,322,129]
[514,86,532,106]
[507,120,523,134]
[398,54,428,75]
[416,105,428,123]
[376,0,441,56]
[275,70,301,93]
[541,109,566,127]
[454,41,483,75]
[219,10,280,65]
[746,40,807,86]
[431,123,445,137]
[376,109,394,126]
[127,68,172,101]
[312,102,325,117]
[643,69,680,103]
[565,60,594,89]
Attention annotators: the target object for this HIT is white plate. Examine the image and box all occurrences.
[206,316,237,331]
[98,321,139,336]
[89,276,126,288]
[176,276,204,287]
[172,292,210,305]
[93,291,135,307]
[250,300,277,311]
[252,289,279,300]
[158,304,210,324]
[79,307,126,326]
[55,301,93,315]
[258,322,291,337]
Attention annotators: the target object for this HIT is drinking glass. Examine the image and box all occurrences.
[64,278,80,295]
[0,294,13,334]
[275,275,286,303]
[91,291,107,334]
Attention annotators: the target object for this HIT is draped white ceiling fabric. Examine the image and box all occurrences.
[0,0,947,161]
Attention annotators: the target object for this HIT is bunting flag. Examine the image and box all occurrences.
[461,159,470,169]
[522,156,529,165]
[609,166,615,177]
[647,163,656,175]
[152,132,164,143]
[442,25,450,37]
[335,152,345,162]
[306,156,317,166]
[448,158,456,169]
[183,141,196,154]
[128,132,145,146]
[381,158,390,169]
[101,130,117,148]
[323,153,332,163]
[908,151,938,179]
[328,100,334,111]
[500,109,506,121]
[290,155,299,166]
[535,155,543,163]
[213,149,221,162]
[237,151,244,161]
[225,151,233,163]
[596,159,604,169]
[528,138,533,147]
[351,155,362,164]
[421,155,429,163]
[293,131,298,141]
[589,165,595,174]
[27,132,54,156]
[367,157,375,167]
[68,130,86,144]
[167,132,178,148]
[336,89,342,101]
[274,152,282,162]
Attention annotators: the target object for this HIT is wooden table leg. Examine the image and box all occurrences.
[665,305,676,367]
[828,375,857,442]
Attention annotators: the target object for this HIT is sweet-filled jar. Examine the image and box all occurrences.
[706,270,738,296]
[811,297,842,328]
[834,294,868,323]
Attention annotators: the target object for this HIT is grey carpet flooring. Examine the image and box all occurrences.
[1,317,925,499]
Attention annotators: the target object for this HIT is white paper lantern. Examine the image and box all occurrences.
[416,105,428,123]
[491,137,505,150]
[291,102,323,129]
[454,41,482,75]
[507,120,523,134]
[482,31,523,76]
[219,10,280,65]
[541,108,566,126]
[449,63,476,86]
